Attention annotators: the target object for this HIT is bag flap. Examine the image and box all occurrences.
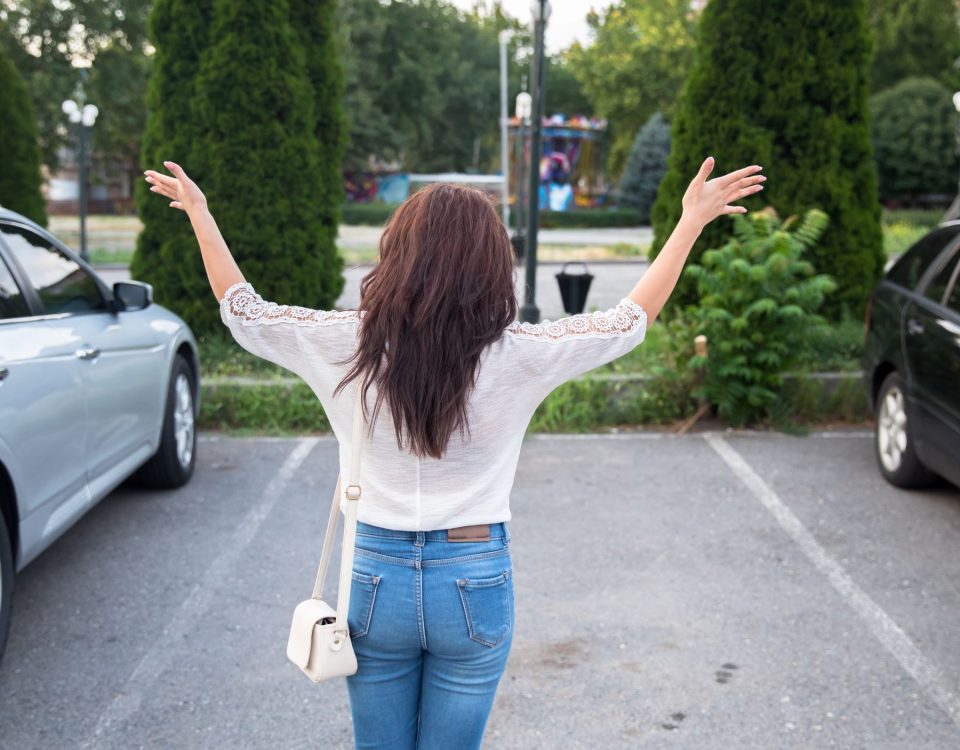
[287,598,338,669]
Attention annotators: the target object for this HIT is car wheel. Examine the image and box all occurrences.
[874,371,937,488]
[135,354,197,489]
[0,513,13,666]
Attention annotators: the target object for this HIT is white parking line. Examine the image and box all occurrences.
[704,433,960,729]
[81,438,320,747]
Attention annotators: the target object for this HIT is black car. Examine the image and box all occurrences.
[861,222,960,489]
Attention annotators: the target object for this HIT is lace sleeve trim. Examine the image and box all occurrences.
[504,297,647,341]
[220,281,360,327]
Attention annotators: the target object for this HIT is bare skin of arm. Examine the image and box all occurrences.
[144,161,244,302]
[627,157,765,325]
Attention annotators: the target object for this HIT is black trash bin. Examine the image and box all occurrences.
[555,261,594,315]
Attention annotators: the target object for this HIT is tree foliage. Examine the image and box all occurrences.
[338,0,591,174]
[870,76,959,201]
[0,0,151,170]
[340,0,501,172]
[617,112,670,222]
[867,0,960,93]
[0,35,46,225]
[132,0,345,337]
[130,0,212,329]
[566,0,699,177]
[684,209,837,426]
[651,0,883,321]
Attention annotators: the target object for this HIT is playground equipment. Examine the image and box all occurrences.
[508,114,608,214]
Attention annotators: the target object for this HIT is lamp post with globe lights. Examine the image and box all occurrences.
[62,99,99,262]
[520,0,550,324]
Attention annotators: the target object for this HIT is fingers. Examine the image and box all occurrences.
[722,205,749,215]
[163,160,188,180]
[170,201,185,211]
[144,170,178,189]
[695,156,715,183]
[718,164,763,187]
[729,182,765,201]
[148,182,178,200]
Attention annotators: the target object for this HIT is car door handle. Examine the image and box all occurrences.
[0,366,7,381]
[76,346,100,360]
[907,318,925,335]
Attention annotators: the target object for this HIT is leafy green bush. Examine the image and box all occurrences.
[617,112,671,223]
[870,77,958,201]
[683,208,838,426]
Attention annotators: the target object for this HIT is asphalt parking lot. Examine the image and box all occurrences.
[1,429,959,749]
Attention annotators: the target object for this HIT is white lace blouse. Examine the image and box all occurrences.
[219,280,648,531]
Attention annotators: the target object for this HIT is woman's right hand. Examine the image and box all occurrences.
[143,160,208,215]
[680,157,765,230]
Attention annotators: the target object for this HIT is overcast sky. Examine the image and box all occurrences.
[447,0,616,53]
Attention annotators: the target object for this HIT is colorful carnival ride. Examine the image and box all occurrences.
[508,114,608,212]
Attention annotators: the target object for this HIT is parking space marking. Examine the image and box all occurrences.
[705,433,960,729]
[81,437,320,747]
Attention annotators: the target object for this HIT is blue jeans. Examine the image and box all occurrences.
[346,520,515,750]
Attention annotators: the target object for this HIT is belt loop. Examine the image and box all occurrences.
[503,522,511,544]
[414,530,425,547]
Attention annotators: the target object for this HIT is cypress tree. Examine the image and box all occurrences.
[189,0,342,335]
[650,0,883,321]
[130,0,212,325]
[0,38,46,225]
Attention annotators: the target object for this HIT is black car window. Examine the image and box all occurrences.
[0,254,31,320]
[0,223,106,315]
[886,226,960,290]
[923,250,960,306]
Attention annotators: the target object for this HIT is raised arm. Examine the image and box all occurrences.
[143,160,244,302]
[628,157,765,325]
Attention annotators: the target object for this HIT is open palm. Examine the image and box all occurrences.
[144,161,207,214]
[682,157,765,228]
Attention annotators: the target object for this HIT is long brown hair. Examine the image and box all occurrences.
[332,183,517,459]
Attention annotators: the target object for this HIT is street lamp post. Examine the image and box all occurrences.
[62,99,99,263]
[521,0,550,324]
[513,89,532,261]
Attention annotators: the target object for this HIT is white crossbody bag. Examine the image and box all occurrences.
[287,385,366,682]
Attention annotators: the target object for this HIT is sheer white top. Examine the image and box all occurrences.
[219,280,648,531]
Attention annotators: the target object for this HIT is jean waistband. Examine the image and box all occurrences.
[355,520,510,543]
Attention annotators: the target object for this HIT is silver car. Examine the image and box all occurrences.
[0,206,200,662]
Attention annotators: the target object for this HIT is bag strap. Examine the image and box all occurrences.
[311,383,366,636]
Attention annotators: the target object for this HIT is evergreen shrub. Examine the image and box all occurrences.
[684,208,838,426]
[870,76,958,201]
[0,41,46,225]
[617,112,671,223]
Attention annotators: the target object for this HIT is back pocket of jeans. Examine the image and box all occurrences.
[348,571,381,639]
[456,570,512,648]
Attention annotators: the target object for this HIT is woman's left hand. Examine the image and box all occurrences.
[144,161,207,214]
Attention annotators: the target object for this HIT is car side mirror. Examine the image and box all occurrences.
[112,280,153,312]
